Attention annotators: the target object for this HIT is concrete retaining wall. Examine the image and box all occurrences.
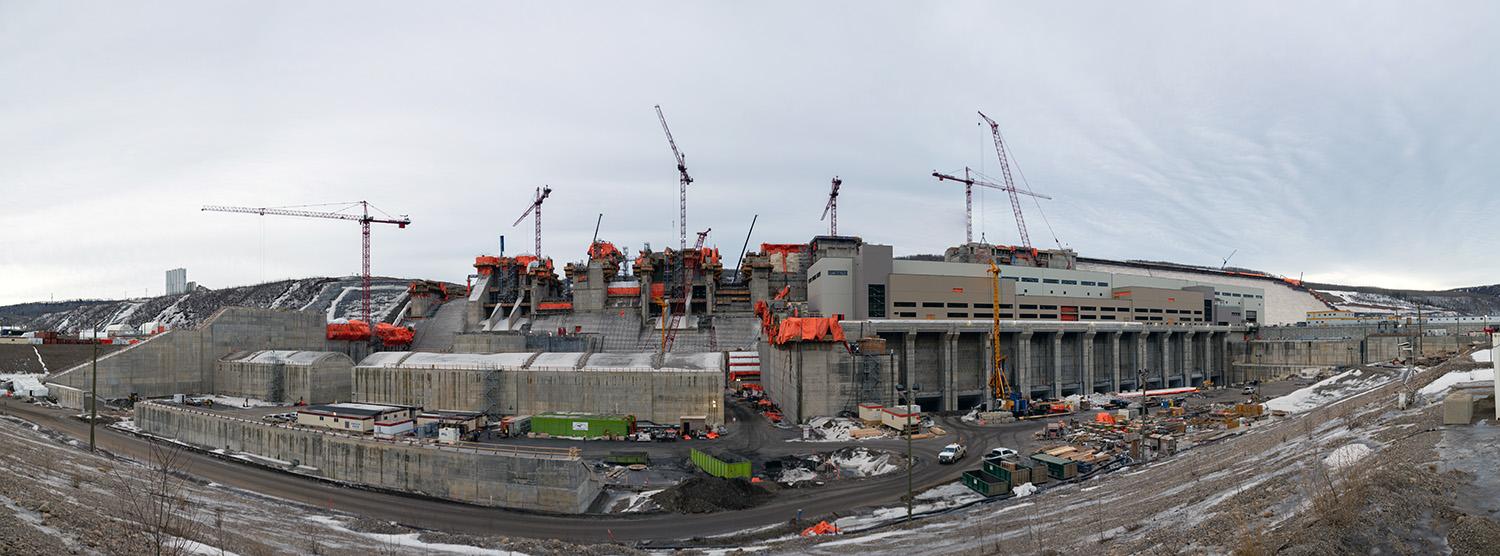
[49,307,328,399]
[353,365,725,425]
[135,402,600,513]
[214,352,354,404]
[1229,334,1478,382]
[452,333,528,354]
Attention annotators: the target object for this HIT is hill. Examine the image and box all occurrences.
[0,276,424,334]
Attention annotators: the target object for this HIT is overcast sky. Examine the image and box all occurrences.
[2,1,1498,305]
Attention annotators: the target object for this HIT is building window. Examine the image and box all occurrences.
[1019,304,1038,310]
[1000,304,1014,309]
[1082,306,1097,311]
[828,270,849,276]
[922,302,944,308]
[1061,280,1077,285]
[1021,314,1038,319]
[947,312,967,318]
[947,302,967,308]
[1043,278,1060,284]
[1020,277,1039,283]
[894,301,916,308]
[897,312,917,318]
[974,312,993,319]
[974,303,993,309]
[1040,305,1057,310]
[1102,315,1116,320]
[868,285,887,318]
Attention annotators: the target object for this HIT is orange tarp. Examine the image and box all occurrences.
[537,301,574,311]
[771,317,846,345]
[1094,411,1116,424]
[606,286,641,296]
[374,323,414,346]
[327,320,371,341]
[800,520,840,537]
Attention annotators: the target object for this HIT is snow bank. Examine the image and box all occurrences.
[1012,482,1037,498]
[1418,368,1496,400]
[1264,368,1398,414]
[778,468,817,484]
[306,516,525,555]
[1471,350,1493,364]
[1323,444,1371,469]
[831,447,901,477]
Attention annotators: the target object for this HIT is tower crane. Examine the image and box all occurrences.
[821,176,841,236]
[931,169,1050,246]
[978,110,1036,249]
[201,201,410,325]
[512,186,552,259]
[654,105,693,252]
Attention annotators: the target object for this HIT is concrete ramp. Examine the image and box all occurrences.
[411,300,464,352]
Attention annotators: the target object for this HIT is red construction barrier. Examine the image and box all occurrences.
[374,323,414,346]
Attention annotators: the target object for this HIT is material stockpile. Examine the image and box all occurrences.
[650,477,775,513]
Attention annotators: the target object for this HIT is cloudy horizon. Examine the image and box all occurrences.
[3,1,1498,305]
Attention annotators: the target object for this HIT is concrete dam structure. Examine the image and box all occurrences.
[351,351,726,426]
[135,402,601,513]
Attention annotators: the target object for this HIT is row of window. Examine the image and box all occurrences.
[894,301,1202,315]
[896,312,1205,322]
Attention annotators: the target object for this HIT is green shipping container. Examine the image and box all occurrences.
[691,449,751,479]
[962,470,1008,497]
[531,413,635,438]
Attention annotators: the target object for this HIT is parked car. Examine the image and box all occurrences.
[986,447,1018,460]
[938,443,967,464]
[1241,386,1257,395]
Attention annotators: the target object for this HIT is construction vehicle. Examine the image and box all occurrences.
[987,261,1020,412]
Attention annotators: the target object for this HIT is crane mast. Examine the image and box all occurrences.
[654,105,693,252]
[821,176,841,236]
[978,110,1033,249]
[512,186,552,259]
[201,201,410,325]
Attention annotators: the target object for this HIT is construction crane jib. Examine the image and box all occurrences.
[512,186,552,259]
[978,110,1035,249]
[655,105,693,252]
[821,176,841,236]
[201,201,410,326]
[931,169,1049,246]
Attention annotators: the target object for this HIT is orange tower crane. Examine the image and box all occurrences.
[202,201,410,325]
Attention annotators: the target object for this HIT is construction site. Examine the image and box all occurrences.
[3,107,1498,554]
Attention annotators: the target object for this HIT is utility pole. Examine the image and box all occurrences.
[89,334,98,452]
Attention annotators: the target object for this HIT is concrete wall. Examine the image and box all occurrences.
[48,307,328,399]
[135,402,600,513]
[215,353,354,404]
[351,353,725,425]
[1229,334,1478,383]
[452,333,528,354]
[762,341,893,423]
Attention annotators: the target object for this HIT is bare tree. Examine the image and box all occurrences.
[110,438,207,556]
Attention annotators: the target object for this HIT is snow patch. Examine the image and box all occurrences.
[1471,349,1492,364]
[1323,444,1371,469]
[1012,482,1037,498]
[1264,367,1399,414]
[305,516,525,555]
[1418,368,1496,400]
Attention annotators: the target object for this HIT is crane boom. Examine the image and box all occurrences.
[978,110,1034,248]
[655,105,692,251]
[931,169,1049,245]
[202,201,410,326]
[821,176,841,236]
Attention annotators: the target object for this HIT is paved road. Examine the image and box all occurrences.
[0,398,1042,545]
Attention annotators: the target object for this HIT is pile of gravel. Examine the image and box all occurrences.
[651,477,773,513]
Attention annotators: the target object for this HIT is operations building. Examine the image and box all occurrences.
[214,350,354,404]
[351,351,724,426]
[296,403,417,434]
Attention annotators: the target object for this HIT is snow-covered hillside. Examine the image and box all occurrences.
[0,277,419,334]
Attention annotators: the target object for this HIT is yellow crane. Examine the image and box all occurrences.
[988,261,1015,411]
